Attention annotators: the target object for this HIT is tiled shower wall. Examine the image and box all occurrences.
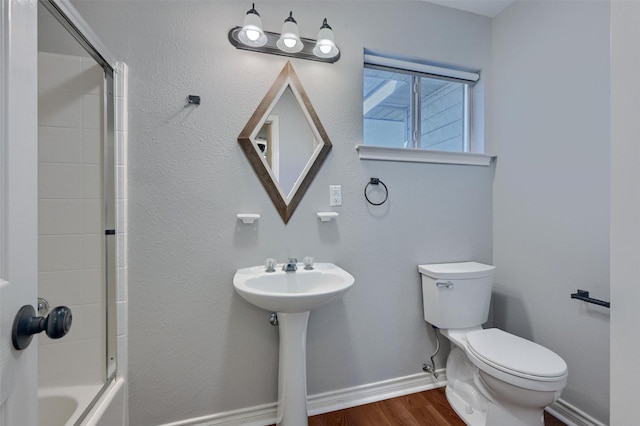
[37,51,105,386]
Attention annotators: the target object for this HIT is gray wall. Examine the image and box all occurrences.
[611,1,640,423]
[72,2,493,425]
[492,1,610,423]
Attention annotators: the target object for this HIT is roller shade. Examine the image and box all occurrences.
[364,53,480,82]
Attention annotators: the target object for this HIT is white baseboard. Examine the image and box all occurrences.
[546,398,607,426]
[160,371,606,426]
[307,370,447,416]
[159,370,447,426]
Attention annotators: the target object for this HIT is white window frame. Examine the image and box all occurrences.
[359,52,494,166]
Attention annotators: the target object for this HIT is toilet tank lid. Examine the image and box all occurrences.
[418,262,495,279]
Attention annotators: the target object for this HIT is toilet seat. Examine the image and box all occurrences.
[464,328,568,391]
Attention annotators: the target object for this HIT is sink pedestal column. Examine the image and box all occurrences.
[276,311,310,426]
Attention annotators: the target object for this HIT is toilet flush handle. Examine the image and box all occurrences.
[436,281,454,288]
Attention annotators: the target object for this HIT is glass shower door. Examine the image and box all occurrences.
[37,0,117,420]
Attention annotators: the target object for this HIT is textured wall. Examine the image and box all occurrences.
[492,1,610,423]
[72,2,493,425]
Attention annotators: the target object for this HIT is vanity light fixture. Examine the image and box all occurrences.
[228,5,340,63]
[238,3,267,47]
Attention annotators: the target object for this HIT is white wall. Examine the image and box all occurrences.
[37,51,106,387]
[492,1,610,423]
[610,1,640,423]
[72,1,493,425]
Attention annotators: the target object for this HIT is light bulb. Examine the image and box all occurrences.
[246,29,260,42]
[284,38,296,48]
[320,44,331,54]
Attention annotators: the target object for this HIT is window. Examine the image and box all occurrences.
[363,53,479,155]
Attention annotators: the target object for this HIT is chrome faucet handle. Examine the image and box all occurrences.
[265,258,277,273]
[303,256,314,270]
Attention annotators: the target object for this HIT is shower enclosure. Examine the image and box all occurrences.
[36,0,124,424]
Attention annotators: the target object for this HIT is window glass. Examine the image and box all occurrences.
[420,77,466,152]
[363,64,472,152]
[363,68,413,148]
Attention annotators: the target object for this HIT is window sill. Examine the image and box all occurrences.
[355,145,496,166]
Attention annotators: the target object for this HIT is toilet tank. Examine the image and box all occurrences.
[419,262,495,329]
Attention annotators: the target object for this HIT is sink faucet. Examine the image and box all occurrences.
[282,258,298,272]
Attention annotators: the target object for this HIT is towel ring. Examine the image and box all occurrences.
[364,178,388,206]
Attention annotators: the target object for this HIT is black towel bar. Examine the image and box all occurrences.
[570,289,610,308]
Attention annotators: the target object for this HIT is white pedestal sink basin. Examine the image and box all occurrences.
[233,262,355,426]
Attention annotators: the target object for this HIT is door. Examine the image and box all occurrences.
[1,0,39,425]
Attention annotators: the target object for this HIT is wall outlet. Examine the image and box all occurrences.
[330,185,342,206]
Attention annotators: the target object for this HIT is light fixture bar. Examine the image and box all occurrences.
[228,26,340,64]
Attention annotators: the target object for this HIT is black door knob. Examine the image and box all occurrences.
[12,304,72,350]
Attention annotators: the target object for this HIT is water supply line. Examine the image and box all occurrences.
[422,325,440,379]
[270,312,279,326]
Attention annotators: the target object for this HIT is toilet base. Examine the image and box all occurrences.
[446,385,487,426]
[445,376,548,426]
[477,370,552,426]
[444,344,560,426]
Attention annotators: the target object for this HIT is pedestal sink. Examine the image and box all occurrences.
[233,262,355,426]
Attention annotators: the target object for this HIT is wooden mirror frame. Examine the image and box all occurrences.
[238,62,332,224]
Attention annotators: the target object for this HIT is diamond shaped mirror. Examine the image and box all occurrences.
[238,62,332,223]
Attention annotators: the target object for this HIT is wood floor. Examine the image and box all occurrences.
[306,388,567,426]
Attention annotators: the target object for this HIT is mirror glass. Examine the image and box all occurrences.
[255,88,321,198]
[239,62,332,223]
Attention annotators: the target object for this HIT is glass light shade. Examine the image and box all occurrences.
[313,20,339,59]
[238,6,267,47]
[276,13,303,53]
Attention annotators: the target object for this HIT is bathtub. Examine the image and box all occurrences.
[38,377,125,426]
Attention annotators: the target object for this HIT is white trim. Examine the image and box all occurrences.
[356,144,495,166]
[1,0,39,422]
[307,370,447,416]
[114,61,129,394]
[157,371,447,426]
[0,0,6,280]
[546,398,607,426]
[364,53,480,82]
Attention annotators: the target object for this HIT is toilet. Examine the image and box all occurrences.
[419,262,567,426]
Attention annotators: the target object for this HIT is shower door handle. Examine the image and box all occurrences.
[11,304,72,350]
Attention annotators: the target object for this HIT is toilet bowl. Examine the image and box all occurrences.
[419,262,568,426]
